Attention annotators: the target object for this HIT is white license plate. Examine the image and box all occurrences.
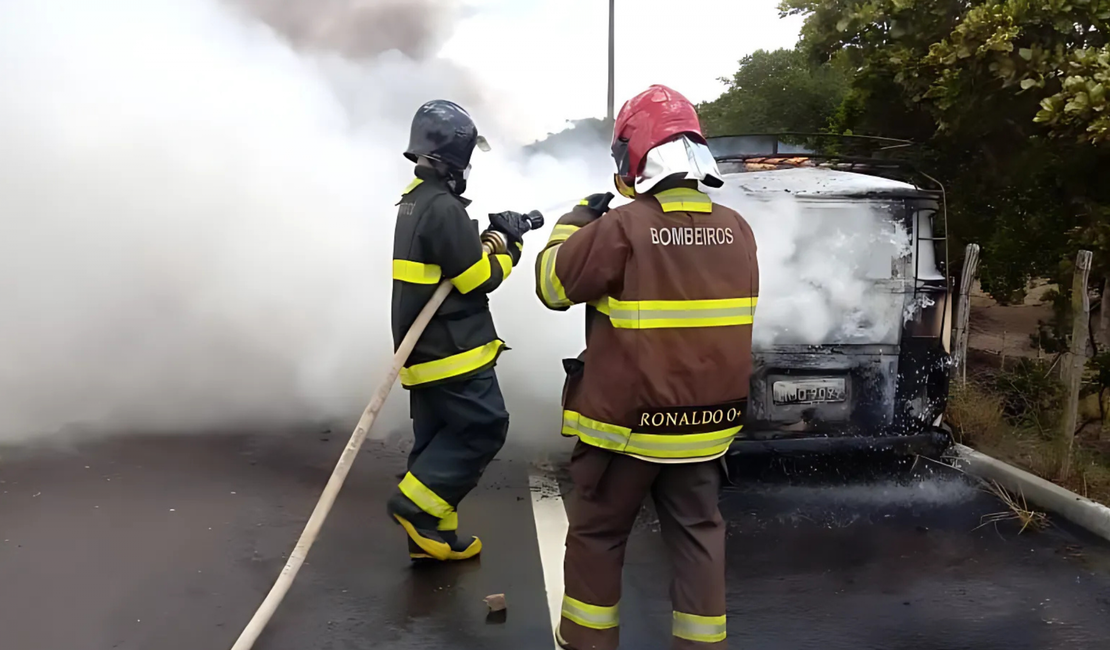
[772,378,846,405]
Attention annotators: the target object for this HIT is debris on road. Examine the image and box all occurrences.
[977,480,1049,534]
[485,594,507,625]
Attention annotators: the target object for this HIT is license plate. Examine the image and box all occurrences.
[772,378,846,405]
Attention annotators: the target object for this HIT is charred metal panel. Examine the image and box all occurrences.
[746,344,900,439]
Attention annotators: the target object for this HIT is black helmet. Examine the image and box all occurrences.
[403,100,489,171]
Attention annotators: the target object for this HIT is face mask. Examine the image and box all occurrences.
[447,165,470,196]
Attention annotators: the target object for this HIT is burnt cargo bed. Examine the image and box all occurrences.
[3,434,1110,650]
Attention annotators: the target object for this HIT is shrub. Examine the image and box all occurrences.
[947,381,1006,447]
[991,359,1063,433]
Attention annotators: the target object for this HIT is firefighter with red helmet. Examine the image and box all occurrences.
[535,85,759,649]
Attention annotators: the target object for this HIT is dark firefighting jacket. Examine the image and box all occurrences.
[391,166,517,389]
[535,187,759,462]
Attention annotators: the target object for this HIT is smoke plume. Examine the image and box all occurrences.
[228,0,461,61]
[710,168,921,350]
[0,0,932,448]
[0,0,609,445]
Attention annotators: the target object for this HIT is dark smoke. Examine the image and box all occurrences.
[228,0,490,132]
[229,0,459,60]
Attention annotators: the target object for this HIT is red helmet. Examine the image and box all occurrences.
[611,85,706,184]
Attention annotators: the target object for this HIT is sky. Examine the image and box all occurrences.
[439,0,805,142]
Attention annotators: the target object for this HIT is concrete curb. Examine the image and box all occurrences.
[951,443,1110,543]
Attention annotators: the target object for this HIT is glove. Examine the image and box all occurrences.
[578,192,615,219]
[485,211,530,266]
[487,210,530,246]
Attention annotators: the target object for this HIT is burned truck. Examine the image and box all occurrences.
[707,135,953,458]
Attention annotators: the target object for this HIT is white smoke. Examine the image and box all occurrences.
[0,0,610,444]
[710,168,918,349]
[0,0,935,447]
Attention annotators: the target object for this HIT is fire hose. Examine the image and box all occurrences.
[228,210,545,650]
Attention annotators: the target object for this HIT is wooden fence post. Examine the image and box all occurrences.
[1059,249,1093,481]
[1099,276,1110,347]
[1100,277,1110,442]
[953,244,980,386]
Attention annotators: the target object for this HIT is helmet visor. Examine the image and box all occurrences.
[635,136,724,193]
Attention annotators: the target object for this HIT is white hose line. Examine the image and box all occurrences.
[228,278,455,650]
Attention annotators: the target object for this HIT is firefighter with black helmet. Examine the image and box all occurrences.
[386,99,532,563]
[535,85,760,649]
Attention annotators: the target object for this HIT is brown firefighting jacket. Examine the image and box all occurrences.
[535,186,759,463]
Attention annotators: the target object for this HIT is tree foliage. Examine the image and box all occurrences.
[525,117,611,156]
[774,0,1110,304]
[697,48,852,136]
[781,0,1110,143]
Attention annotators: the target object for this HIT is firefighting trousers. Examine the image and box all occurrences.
[391,369,510,531]
[560,441,727,650]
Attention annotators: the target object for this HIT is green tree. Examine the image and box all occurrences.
[525,117,611,156]
[780,0,1110,304]
[697,48,852,136]
[781,0,1110,142]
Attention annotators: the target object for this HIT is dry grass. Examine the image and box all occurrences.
[947,381,1007,447]
[974,480,1049,534]
[947,377,1110,506]
[1070,449,1110,500]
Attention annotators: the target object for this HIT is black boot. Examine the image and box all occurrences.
[408,538,435,563]
[387,493,482,562]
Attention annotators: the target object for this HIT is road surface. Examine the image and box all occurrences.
[2,431,1109,650]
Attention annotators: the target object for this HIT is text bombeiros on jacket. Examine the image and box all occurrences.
[649,225,735,247]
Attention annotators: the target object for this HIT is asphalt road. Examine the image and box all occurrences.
[2,431,1109,650]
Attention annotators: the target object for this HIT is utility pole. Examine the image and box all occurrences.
[607,0,615,122]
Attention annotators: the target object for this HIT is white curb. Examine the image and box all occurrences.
[951,443,1110,542]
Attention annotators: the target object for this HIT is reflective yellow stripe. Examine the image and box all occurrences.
[589,297,611,315]
[399,339,505,387]
[494,253,513,280]
[398,472,454,519]
[577,198,589,205]
[451,256,493,294]
[655,187,712,213]
[437,511,458,532]
[548,224,581,245]
[402,178,424,194]
[561,411,632,452]
[605,297,757,329]
[561,595,619,630]
[539,245,573,309]
[562,410,741,459]
[673,612,726,643]
[627,428,740,459]
[393,259,443,284]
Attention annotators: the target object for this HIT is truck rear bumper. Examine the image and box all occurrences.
[727,429,952,458]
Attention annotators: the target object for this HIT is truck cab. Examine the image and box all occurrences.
[707,135,953,458]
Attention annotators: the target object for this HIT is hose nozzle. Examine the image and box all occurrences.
[524,210,545,231]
